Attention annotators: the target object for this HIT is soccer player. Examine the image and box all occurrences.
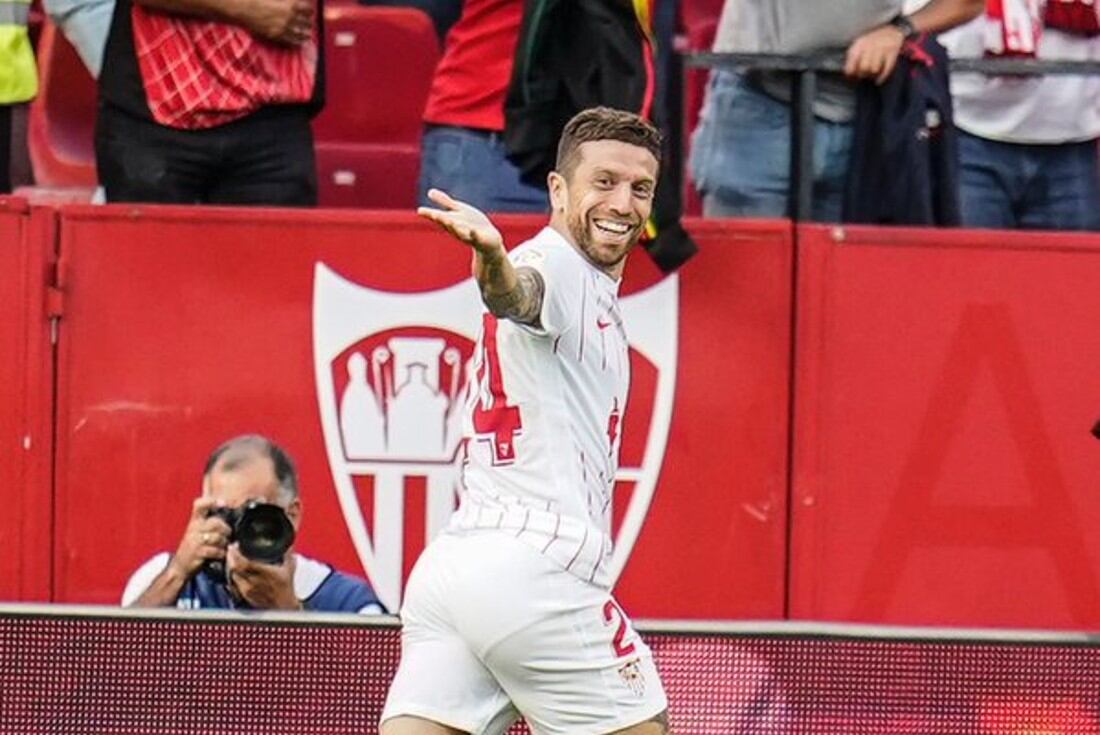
[381,106,670,734]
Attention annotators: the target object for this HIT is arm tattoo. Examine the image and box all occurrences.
[485,266,545,328]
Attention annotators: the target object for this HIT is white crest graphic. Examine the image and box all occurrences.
[314,263,678,611]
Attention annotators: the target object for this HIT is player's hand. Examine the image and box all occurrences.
[226,545,301,610]
[844,24,905,85]
[236,0,314,46]
[418,188,506,257]
[168,496,231,579]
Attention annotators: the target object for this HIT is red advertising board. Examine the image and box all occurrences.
[52,206,792,619]
[0,199,54,601]
[791,224,1100,629]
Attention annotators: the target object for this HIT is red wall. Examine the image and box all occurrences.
[4,204,1100,627]
[790,225,1100,628]
[0,199,53,601]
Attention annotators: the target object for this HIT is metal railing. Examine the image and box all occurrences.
[679,51,1100,221]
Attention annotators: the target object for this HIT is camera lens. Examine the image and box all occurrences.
[236,502,295,564]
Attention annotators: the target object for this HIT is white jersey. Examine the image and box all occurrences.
[447,226,629,589]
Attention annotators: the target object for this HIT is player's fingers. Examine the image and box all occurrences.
[416,206,449,221]
[418,211,464,237]
[426,188,464,211]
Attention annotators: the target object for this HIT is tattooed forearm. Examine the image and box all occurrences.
[483,266,544,327]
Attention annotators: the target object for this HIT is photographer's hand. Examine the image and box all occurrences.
[128,496,231,608]
[226,544,302,610]
[170,496,232,577]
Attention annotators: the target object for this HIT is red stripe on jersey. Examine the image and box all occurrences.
[565,526,590,572]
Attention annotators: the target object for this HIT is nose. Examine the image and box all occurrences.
[607,183,633,215]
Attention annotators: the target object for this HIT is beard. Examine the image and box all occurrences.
[566,209,639,271]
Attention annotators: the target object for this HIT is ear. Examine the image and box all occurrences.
[286,498,302,529]
[548,171,568,213]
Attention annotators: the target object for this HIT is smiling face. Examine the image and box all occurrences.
[548,139,659,279]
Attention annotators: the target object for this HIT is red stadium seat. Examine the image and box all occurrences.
[314,5,440,208]
[27,21,98,189]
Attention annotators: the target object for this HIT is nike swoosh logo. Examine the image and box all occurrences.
[597,319,612,330]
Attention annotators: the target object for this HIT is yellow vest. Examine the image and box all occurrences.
[0,0,37,104]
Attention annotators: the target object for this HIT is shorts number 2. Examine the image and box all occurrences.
[602,600,637,658]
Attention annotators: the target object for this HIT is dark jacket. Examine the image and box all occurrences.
[503,0,697,272]
[843,36,961,226]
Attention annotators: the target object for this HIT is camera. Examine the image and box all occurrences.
[203,500,296,583]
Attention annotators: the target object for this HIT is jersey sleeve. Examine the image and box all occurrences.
[509,242,584,338]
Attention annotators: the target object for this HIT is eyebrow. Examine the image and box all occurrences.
[590,167,655,186]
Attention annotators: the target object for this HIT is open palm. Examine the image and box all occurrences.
[417,188,504,255]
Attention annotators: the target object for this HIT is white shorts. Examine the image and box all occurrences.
[381,531,668,735]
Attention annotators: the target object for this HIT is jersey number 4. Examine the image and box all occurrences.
[473,314,523,465]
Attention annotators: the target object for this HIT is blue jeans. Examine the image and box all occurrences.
[689,70,853,222]
[957,131,1100,231]
[418,125,548,213]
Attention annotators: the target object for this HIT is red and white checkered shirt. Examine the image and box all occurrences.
[131,6,317,130]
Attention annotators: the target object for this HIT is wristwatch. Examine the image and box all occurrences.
[890,14,920,42]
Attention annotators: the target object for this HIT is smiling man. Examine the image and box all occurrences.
[381,107,669,734]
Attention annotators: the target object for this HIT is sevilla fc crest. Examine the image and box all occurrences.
[313,263,679,611]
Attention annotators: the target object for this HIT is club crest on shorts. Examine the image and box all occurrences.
[313,262,679,612]
[617,659,647,698]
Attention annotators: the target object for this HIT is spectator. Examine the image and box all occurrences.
[1,0,37,194]
[43,0,115,77]
[417,0,547,213]
[359,0,461,41]
[95,0,322,204]
[689,0,984,222]
[122,435,385,613]
[940,2,1100,230]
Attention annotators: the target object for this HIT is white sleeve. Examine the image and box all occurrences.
[510,244,584,338]
[120,552,172,606]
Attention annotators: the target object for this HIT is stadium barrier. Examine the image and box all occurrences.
[3,604,1100,734]
[0,198,53,601]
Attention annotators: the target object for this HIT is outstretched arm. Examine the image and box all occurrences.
[418,188,545,327]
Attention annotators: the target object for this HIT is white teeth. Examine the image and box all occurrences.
[594,219,630,234]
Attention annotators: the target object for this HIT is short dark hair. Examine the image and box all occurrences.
[203,434,299,500]
[555,106,663,180]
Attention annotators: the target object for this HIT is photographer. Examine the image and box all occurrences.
[122,435,385,614]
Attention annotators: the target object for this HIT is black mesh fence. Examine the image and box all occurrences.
[2,607,1099,733]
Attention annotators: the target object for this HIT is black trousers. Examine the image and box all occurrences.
[0,105,11,194]
[95,104,318,206]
